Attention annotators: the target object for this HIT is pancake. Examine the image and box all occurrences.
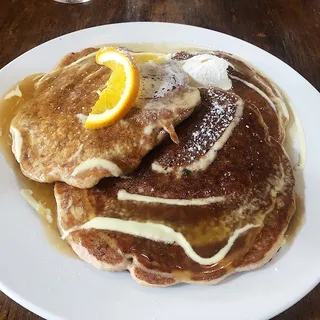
[172,51,289,143]
[55,85,295,286]
[10,49,200,188]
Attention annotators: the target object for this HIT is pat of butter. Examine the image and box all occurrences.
[4,85,22,100]
[181,54,232,90]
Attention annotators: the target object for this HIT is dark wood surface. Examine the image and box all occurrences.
[0,0,319,319]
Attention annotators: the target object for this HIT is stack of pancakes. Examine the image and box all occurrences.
[11,48,295,286]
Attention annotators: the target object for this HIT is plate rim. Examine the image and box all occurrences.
[0,22,319,320]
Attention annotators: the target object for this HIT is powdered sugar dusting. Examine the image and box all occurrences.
[183,90,238,161]
[153,88,243,172]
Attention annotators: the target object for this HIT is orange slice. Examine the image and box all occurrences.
[85,47,140,129]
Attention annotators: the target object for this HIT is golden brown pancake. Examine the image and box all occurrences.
[10,49,200,188]
[55,84,295,286]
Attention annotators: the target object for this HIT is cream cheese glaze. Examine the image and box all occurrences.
[72,158,123,176]
[117,189,226,205]
[61,217,259,265]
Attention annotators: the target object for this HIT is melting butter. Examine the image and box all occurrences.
[4,85,22,100]
[21,189,53,224]
[10,126,22,163]
[62,217,259,265]
[140,87,200,111]
[137,59,188,99]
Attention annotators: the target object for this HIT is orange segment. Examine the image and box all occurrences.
[85,47,140,129]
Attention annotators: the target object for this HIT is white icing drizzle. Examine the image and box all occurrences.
[72,158,122,177]
[117,189,225,206]
[10,126,23,163]
[61,217,259,265]
[21,189,53,224]
[230,75,306,169]
[4,85,22,100]
[134,58,201,111]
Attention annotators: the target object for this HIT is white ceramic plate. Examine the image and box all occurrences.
[0,22,319,320]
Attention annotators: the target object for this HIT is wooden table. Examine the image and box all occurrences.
[0,0,319,319]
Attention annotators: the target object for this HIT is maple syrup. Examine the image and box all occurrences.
[0,45,305,261]
[0,75,74,256]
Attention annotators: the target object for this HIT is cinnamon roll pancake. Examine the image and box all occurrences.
[55,59,295,286]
